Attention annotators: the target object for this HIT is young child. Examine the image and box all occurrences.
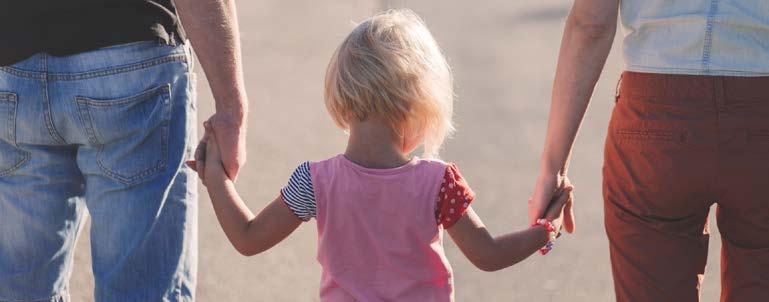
[193,9,573,302]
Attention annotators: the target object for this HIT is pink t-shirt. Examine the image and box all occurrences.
[281,155,475,301]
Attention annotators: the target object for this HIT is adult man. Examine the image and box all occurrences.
[0,0,247,301]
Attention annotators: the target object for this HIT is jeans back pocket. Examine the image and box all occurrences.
[76,84,172,185]
[0,92,29,176]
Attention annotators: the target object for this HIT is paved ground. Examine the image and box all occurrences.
[70,0,724,301]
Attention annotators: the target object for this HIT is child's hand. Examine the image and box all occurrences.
[185,121,229,187]
[202,122,230,186]
[542,178,574,234]
[186,121,211,182]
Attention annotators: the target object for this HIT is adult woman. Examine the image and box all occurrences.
[529,0,769,301]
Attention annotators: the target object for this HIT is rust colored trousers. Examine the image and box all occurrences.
[604,72,769,302]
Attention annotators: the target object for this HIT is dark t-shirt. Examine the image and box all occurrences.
[0,0,186,66]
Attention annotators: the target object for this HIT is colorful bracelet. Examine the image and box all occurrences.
[532,219,558,255]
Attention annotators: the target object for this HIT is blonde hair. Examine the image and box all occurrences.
[324,9,454,157]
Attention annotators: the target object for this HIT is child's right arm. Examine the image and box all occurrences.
[203,128,303,256]
[447,186,572,272]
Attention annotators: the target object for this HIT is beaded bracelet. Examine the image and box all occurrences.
[532,219,558,255]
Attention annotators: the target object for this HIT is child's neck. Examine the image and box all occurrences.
[344,119,411,169]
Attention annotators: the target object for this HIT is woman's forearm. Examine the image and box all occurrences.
[540,8,617,176]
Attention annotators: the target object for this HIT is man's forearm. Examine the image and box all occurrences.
[176,0,248,117]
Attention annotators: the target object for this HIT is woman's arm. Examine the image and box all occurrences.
[203,127,302,256]
[449,186,572,272]
[529,0,620,232]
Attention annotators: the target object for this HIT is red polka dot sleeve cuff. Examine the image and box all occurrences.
[436,163,475,229]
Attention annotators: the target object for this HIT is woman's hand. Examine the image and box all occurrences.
[529,173,575,233]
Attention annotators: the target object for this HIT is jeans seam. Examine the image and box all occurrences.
[701,0,719,74]
[74,99,100,145]
[1,93,17,145]
[41,55,67,145]
[0,67,46,80]
[0,55,186,80]
[50,55,187,81]
[0,152,30,177]
[76,85,170,107]
[0,93,30,177]
[0,292,67,302]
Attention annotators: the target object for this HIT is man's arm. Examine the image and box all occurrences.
[176,0,248,180]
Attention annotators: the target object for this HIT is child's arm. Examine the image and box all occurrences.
[203,127,302,256]
[447,186,572,272]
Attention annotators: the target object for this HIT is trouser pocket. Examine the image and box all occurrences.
[0,92,29,176]
[75,84,172,185]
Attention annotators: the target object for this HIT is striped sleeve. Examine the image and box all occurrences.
[280,162,317,221]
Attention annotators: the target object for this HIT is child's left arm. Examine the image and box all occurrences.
[447,186,572,272]
[202,127,302,256]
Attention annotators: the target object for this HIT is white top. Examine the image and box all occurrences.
[620,0,769,76]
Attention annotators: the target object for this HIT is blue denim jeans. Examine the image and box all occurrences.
[0,41,197,302]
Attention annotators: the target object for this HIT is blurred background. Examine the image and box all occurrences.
[70,0,724,301]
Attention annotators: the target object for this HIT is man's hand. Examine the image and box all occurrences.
[208,110,247,180]
[187,111,246,182]
[176,0,248,182]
